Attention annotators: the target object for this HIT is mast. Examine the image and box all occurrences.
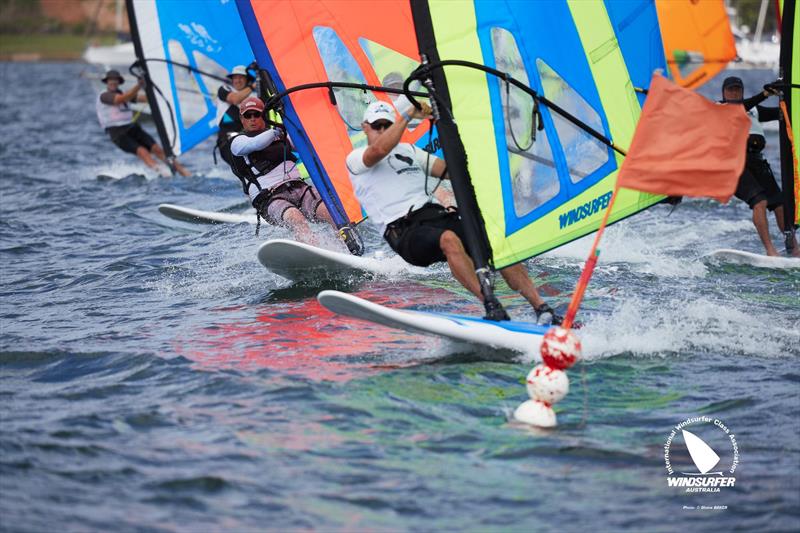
[125,0,178,174]
[778,0,798,252]
[410,2,508,321]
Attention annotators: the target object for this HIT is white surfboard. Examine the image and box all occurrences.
[158,203,257,225]
[317,290,547,354]
[708,249,800,269]
[257,239,416,282]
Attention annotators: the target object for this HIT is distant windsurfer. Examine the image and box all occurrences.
[216,65,256,165]
[220,97,336,240]
[346,101,561,325]
[720,76,799,257]
[96,69,190,177]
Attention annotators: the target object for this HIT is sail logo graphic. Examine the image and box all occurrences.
[558,191,612,230]
[664,416,739,493]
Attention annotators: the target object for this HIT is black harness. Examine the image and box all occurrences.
[383,203,456,253]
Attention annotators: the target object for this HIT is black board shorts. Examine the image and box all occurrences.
[107,124,156,155]
[383,204,467,267]
[734,152,783,210]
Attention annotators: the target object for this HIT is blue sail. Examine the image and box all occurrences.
[127,0,254,157]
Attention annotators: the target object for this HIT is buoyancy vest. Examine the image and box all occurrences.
[224,130,298,197]
[96,91,133,129]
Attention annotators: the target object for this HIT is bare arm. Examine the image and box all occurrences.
[361,103,432,167]
[225,85,254,105]
[112,81,143,105]
[431,158,447,178]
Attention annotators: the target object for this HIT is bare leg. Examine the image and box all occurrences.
[439,230,483,301]
[773,205,786,232]
[314,202,335,226]
[171,159,191,177]
[135,146,161,172]
[281,207,315,244]
[499,263,545,309]
[752,200,779,256]
[149,143,190,176]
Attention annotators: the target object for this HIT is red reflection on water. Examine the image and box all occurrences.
[175,277,565,381]
[175,284,465,381]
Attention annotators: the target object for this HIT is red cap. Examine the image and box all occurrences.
[239,97,265,115]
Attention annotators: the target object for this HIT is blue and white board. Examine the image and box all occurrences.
[317,290,547,354]
[707,249,800,270]
[158,203,257,224]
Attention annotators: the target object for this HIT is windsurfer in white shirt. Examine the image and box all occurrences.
[346,101,561,325]
[96,69,190,177]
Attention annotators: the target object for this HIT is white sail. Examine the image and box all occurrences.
[682,429,720,474]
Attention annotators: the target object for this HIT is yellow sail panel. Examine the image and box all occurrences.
[656,0,737,89]
[414,0,665,268]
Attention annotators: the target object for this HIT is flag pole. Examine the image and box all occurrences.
[561,186,621,330]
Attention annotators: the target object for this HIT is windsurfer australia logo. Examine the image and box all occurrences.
[664,416,739,493]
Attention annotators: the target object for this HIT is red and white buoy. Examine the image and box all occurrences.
[514,326,582,428]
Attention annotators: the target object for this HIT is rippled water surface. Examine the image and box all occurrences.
[1,63,798,531]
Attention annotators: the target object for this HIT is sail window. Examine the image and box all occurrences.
[358,38,424,131]
[490,28,559,218]
[191,50,228,127]
[167,39,206,130]
[312,26,376,139]
[536,59,608,184]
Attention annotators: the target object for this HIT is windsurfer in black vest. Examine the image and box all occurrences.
[96,69,190,177]
[216,65,256,165]
[720,76,799,257]
[221,97,335,240]
[346,101,561,325]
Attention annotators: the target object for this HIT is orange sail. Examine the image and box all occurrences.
[656,0,737,89]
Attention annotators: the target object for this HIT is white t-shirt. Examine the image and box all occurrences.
[346,143,439,231]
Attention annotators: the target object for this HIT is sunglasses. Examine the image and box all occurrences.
[370,121,392,131]
[242,111,262,119]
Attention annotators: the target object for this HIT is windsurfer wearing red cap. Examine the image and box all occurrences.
[96,69,190,177]
[221,96,335,239]
[720,76,798,257]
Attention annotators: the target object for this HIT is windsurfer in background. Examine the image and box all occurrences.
[96,69,190,177]
[346,101,561,325]
[221,97,336,240]
[216,65,256,165]
[720,76,799,257]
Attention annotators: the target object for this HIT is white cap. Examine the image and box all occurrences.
[363,101,396,125]
[227,65,253,80]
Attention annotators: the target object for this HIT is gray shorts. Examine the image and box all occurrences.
[253,180,323,225]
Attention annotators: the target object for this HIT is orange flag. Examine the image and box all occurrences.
[616,74,750,203]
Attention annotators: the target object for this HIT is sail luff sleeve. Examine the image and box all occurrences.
[410,0,495,269]
[779,0,799,227]
[126,0,175,160]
